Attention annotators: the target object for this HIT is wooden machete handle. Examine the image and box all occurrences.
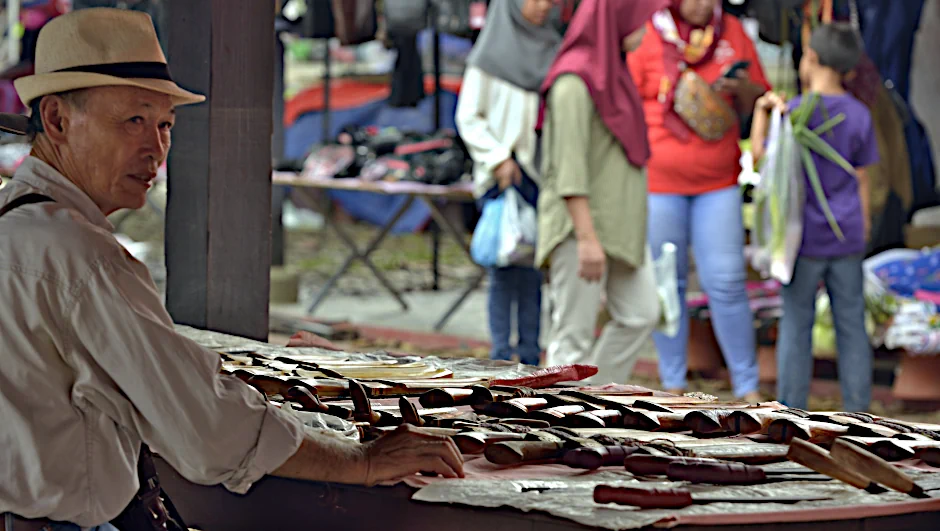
[398,396,424,426]
[561,445,642,470]
[830,438,928,498]
[484,441,565,466]
[286,386,330,413]
[594,485,693,509]
[624,455,722,476]
[348,379,381,424]
[666,461,767,485]
[787,438,886,493]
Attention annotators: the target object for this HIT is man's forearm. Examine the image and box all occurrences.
[564,196,597,242]
[271,431,368,485]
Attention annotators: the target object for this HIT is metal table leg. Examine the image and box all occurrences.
[418,196,487,331]
[305,194,415,315]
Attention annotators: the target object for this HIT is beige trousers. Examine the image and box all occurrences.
[544,237,660,385]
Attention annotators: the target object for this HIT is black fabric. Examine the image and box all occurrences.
[0,193,53,219]
[388,32,425,107]
[303,0,336,38]
[750,0,804,45]
[53,61,173,81]
[109,445,187,531]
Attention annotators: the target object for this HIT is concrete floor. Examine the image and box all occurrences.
[272,287,493,340]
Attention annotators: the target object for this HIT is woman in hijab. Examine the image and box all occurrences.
[456,0,561,366]
[536,0,668,385]
[627,0,769,402]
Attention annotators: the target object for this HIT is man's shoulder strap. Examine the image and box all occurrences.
[0,193,55,219]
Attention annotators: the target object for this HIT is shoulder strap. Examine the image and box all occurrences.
[0,193,55,219]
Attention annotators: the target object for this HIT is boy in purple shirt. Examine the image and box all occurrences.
[751,23,879,413]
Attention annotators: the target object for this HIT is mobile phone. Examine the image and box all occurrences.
[723,60,751,78]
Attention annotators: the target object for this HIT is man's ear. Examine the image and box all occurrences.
[39,96,70,142]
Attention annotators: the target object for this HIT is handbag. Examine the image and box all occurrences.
[385,0,428,36]
[672,70,737,142]
[331,0,377,45]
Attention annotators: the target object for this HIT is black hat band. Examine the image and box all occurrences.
[52,61,173,81]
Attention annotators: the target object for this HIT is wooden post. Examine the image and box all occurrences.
[164,0,275,341]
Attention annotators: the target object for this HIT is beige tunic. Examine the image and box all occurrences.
[536,74,648,269]
[0,158,304,527]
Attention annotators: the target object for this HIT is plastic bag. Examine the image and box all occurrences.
[497,188,537,267]
[654,242,681,337]
[470,194,505,268]
[750,108,805,285]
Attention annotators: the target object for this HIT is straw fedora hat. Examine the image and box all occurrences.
[13,7,205,110]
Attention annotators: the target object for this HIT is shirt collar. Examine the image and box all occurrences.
[11,156,114,232]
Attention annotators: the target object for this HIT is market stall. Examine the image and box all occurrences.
[157,326,940,530]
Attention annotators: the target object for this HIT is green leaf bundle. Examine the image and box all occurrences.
[789,92,855,241]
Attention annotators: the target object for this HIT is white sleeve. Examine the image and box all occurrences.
[456,66,512,181]
[65,252,304,494]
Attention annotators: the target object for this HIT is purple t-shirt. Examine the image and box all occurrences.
[787,93,879,258]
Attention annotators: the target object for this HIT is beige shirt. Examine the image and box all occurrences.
[455,66,542,198]
[536,74,649,269]
[0,157,304,527]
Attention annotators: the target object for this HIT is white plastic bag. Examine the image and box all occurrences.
[654,242,681,337]
[750,108,805,285]
[497,188,537,267]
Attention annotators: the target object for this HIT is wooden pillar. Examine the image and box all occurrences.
[164,0,275,341]
[271,22,287,267]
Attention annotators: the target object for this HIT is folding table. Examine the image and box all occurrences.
[272,171,484,331]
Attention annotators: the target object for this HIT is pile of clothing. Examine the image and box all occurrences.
[302,126,473,186]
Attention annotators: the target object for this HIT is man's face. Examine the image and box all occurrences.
[59,86,175,215]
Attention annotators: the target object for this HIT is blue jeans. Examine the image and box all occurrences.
[481,161,542,365]
[777,254,872,412]
[488,266,543,365]
[648,186,759,397]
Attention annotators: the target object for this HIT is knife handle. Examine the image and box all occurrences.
[484,441,564,466]
[561,445,642,470]
[624,455,721,476]
[787,438,885,493]
[452,432,526,454]
[348,379,381,424]
[830,438,928,498]
[666,462,766,485]
[594,485,693,509]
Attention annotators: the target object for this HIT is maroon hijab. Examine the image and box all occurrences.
[537,0,669,168]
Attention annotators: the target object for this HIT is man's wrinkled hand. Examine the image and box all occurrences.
[362,424,465,486]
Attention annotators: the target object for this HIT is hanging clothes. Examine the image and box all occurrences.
[911,0,940,191]
[388,32,425,107]
[853,0,938,212]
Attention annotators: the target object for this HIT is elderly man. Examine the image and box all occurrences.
[0,8,463,531]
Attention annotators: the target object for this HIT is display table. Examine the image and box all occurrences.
[159,326,940,531]
[156,459,940,531]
